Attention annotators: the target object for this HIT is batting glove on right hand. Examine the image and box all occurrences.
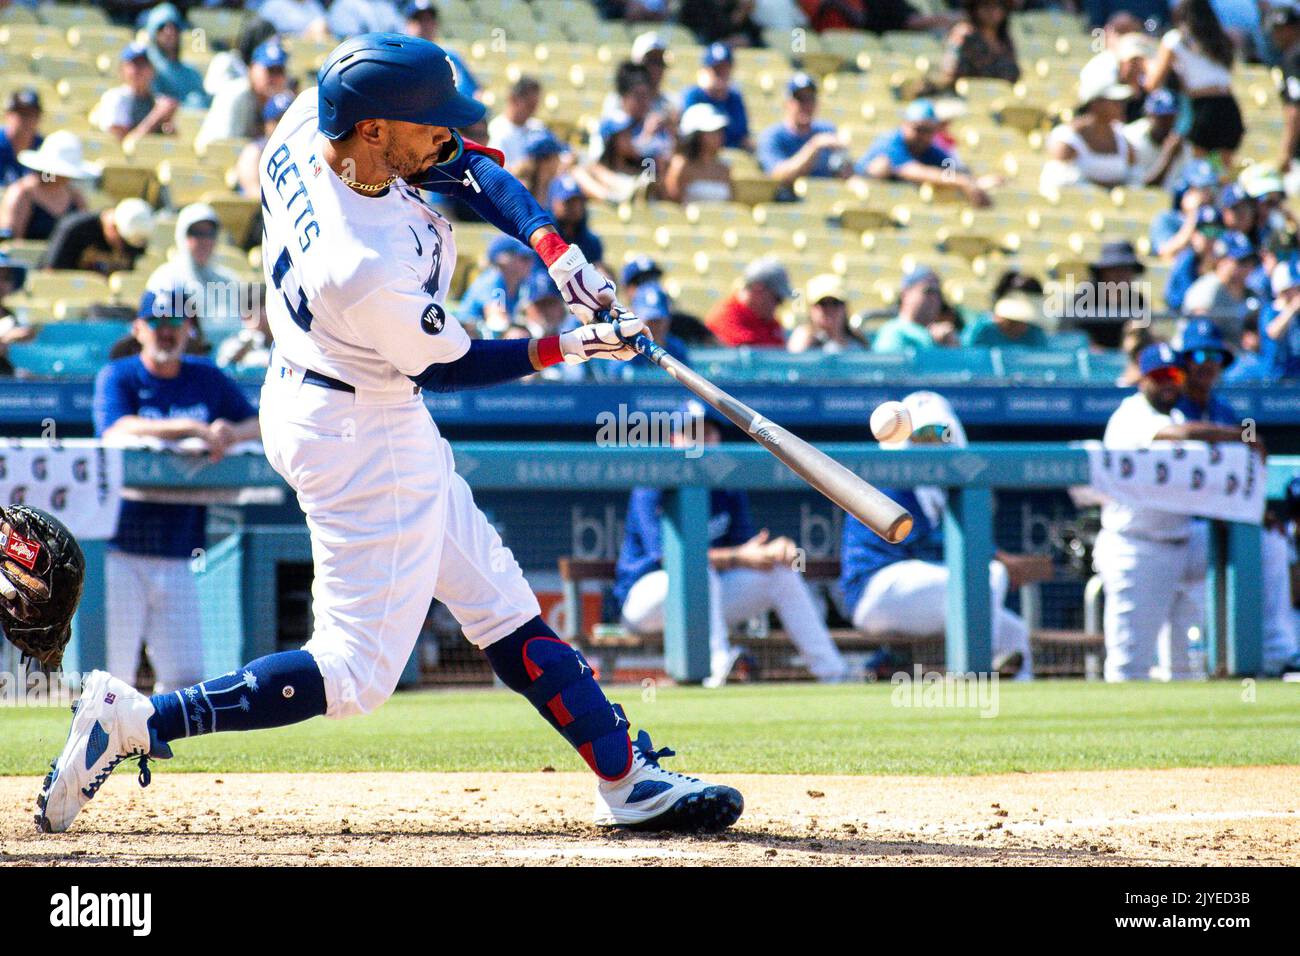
[547,244,617,324]
[558,315,650,363]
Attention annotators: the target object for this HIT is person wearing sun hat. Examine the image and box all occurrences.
[0,130,96,241]
[788,273,865,352]
[41,197,155,275]
[962,281,1050,348]
[1041,67,1135,193]
[663,102,732,203]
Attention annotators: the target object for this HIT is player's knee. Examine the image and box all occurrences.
[303,642,385,719]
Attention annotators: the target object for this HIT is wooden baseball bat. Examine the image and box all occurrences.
[615,327,913,544]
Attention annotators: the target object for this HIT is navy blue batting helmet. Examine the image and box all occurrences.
[316,33,484,140]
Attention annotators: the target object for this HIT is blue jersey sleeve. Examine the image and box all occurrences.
[411,135,553,245]
[755,125,788,174]
[92,360,137,435]
[728,91,750,145]
[410,338,539,392]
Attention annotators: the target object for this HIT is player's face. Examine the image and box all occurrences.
[1184,351,1223,391]
[134,316,188,364]
[379,119,455,178]
[1140,368,1184,411]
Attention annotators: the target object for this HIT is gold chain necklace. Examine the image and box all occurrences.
[339,172,397,194]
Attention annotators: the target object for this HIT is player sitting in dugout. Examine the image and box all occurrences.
[615,400,850,687]
[840,391,1047,680]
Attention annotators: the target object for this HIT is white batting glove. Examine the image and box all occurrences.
[547,244,618,324]
[559,315,650,363]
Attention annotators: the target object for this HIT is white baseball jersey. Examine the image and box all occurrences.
[256,90,541,718]
[1101,392,1193,541]
[260,89,471,396]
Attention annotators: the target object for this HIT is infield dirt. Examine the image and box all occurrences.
[1,766,1297,865]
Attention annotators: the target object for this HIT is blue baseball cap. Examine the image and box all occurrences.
[1178,318,1234,366]
[632,282,672,321]
[598,110,636,144]
[262,91,294,122]
[120,41,150,63]
[252,38,289,69]
[702,42,733,67]
[903,99,939,123]
[1219,182,1251,208]
[524,127,566,160]
[1138,342,1181,377]
[621,255,662,286]
[516,269,561,309]
[1212,230,1258,261]
[1144,89,1177,116]
[547,173,583,205]
[787,72,817,97]
[1178,159,1220,192]
[487,235,531,262]
[137,286,193,321]
[900,264,939,290]
[404,0,438,16]
[0,250,27,289]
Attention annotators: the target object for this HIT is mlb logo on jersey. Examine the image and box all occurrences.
[309,154,322,178]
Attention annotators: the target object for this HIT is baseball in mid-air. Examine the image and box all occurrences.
[870,401,913,444]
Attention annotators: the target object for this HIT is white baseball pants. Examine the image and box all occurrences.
[849,559,1033,679]
[104,550,205,693]
[619,565,849,682]
[1262,527,1298,672]
[260,368,539,718]
[1094,528,1205,682]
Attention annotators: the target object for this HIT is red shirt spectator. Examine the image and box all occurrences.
[705,258,792,346]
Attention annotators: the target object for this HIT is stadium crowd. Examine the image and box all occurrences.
[0,0,1297,385]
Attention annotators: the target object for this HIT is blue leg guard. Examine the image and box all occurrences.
[484,617,633,780]
[147,650,327,749]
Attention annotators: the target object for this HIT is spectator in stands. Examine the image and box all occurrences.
[858,99,992,207]
[1125,89,1190,188]
[872,265,943,353]
[147,202,242,339]
[216,284,272,373]
[329,0,405,35]
[41,197,155,276]
[488,77,546,170]
[0,88,41,188]
[203,17,278,98]
[1071,240,1150,349]
[459,236,537,335]
[1151,159,1220,261]
[705,256,791,347]
[258,0,331,41]
[841,390,1034,679]
[1086,0,1169,32]
[596,282,689,380]
[938,0,1020,89]
[800,0,956,33]
[0,251,35,376]
[1264,258,1300,377]
[547,174,605,268]
[95,43,179,145]
[94,287,261,693]
[681,44,752,151]
[1271,2,1300,175]
[617,400,850,687]
[1182,230,1258,337]
[404,1,479,97]
[963,275,1049,348]
[680,1,764,46]
[757,73,849,195]
[143,3,211,109]
[1145,0,1244,167]
[1218,181,1261,245]
[196,39,291,152]
[511,272,584,382]
[620,255,663,299]
[787,273,865,353]
[1041,70,1135,194]
[236,91,294,198]
[1079,11,1144,96]
[663,103,733,204]
[628,32,674,117]
[603,0,671,23]
[513,128,567,205]
[606,60,675,165]
[1220,313,1269,381]
[0,132,95,242]
[1117,318,1157,385]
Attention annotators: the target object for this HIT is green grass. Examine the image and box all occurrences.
[1,680,1297,776]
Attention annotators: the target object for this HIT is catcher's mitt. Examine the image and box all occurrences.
[0,505,84,670]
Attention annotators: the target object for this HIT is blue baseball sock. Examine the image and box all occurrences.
[484,616,633,781]
[147,650,327,751]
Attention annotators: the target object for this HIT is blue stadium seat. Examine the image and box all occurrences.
[1082,350,1128,383]
[913,348,996,381]
[993,347,1087,383]
[8,343,102,377]
[35,322,131,350]
[827,351,913,383]
[1043,330,1090,351]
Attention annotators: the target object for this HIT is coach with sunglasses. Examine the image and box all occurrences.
[92,287,261,693]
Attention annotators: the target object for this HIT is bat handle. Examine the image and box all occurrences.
[597,308,663,364]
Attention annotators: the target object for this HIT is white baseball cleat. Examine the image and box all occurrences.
[35,671,168,834]
[594,730,744,832]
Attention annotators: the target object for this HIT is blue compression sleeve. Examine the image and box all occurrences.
[410,338,545,392]
[410,135,553,243]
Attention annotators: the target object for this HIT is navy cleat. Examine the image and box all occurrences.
[594,730,743,832]
[35,671,170,834]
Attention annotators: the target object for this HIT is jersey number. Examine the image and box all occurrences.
[271,247,314,333]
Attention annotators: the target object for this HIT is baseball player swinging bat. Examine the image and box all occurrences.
[607,315,913,544]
